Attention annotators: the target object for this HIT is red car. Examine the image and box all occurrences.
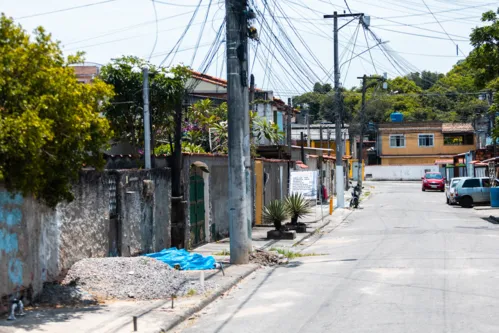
[422,172,446,192]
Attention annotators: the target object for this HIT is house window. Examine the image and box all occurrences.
[418,134,434,147]
[444,134,473,145]
[389,134,405,148]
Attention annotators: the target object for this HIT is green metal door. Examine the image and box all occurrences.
[189,171,205,247]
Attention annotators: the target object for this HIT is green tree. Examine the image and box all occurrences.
[0,15,114,207]
[100,57,190,149]
[469,9,499,88]
[406,71,444,90]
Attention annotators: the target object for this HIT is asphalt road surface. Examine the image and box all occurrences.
[178,182,499,333]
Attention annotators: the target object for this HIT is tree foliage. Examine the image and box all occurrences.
[0,15,114,207]
[100,57,191,149]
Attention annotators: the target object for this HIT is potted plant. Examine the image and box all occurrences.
[285,193,312,232]
[263,200,289,231]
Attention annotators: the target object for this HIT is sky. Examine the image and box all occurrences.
[2,0,497,99]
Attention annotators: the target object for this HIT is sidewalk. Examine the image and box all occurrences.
[0,264,259,333]
[197,193,353,258]
[1,202,357,332]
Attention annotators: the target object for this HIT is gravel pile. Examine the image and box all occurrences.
[60,257,215,301]
[250,250,287,266]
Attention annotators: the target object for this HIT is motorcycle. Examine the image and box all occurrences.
[349,182,364,209]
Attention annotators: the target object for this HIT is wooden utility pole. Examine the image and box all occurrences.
[226,0,251,264]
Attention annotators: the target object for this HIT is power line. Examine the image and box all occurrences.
[148,0,159,62]
[15,0,118,20]
[362,25,377,74]
[158,0,203,67]
[191,0,213,67]
[371,26,469,41]
[64,11,196,46]
[154,0,210,7]
[421,0,467,57]
[382,1,496,19]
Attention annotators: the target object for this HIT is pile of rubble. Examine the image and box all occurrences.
[250,249,288,266]
[39,257,215,305]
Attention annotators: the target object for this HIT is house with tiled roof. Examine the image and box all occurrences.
[377,121,475,166]
[188,70,298,150]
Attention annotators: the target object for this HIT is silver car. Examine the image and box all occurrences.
[454,177,493,208]
[446,177,467,205]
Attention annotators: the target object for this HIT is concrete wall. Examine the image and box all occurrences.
[57,171,111,274]
[365,165,439,181]
[181,154,230,246]
[0,168,171,302]
[0,192,58,303]
[262,160,288,206]
[116,169,171,257]
[381,156,439,165]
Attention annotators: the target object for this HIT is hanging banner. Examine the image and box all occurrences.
[289,171,318,200]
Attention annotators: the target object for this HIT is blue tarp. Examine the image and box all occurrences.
[145,248,217,270]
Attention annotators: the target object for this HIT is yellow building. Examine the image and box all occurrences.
[378,122,475,165]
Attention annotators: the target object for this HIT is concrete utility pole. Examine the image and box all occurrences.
[488,90,497,157]
[324,11,363,208]
[358,75,367,186]
[357,73,387,186]
[226,0,251,264]
[287,98,293,155]
[306,109,311,148]
[300,132,305,163]
[250,74,255,107]
[142,66,151,169]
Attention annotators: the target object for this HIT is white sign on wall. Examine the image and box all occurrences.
[289,171,318,200]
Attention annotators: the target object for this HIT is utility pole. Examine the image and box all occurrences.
[306,109,311,148]
[489,90,497,157]
[358,75,367,186]
[324,11,363,208]
[250,74,255,107]
[226,0,251,264]
[142,66,151,169]
[319,124,323,149]
[300,132,305,163]
[287,98,293,157]
[357,73,387,186]
[327,129,331,156]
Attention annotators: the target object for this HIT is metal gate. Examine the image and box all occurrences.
[189,170,205,248]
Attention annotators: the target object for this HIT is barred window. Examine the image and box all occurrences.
[418,134,434,147]
[389,134,405,148]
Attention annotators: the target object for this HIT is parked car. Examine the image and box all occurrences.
[422,172,445,192]
[454,177,493,208]
[446,177,467,205]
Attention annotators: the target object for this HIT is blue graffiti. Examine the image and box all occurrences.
[0,192,23,205]
[0,191,23,226]
[0,229,18,254]
[5,208,22,226]
[8,258,23,286]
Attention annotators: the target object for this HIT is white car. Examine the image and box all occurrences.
[446,177,467,205]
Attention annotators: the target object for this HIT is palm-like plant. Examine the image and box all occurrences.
[263,200,289,231]
[285,193,312,224]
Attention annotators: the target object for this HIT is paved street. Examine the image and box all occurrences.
[177,182,499,333]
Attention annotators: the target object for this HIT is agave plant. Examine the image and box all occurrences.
[285,193,312,224]
[263,200,289,231]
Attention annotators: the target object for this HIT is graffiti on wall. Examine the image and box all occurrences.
[0,192,24,289]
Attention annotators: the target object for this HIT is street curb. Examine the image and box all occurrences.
[162,265,259,332]
[292,217,333,247]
